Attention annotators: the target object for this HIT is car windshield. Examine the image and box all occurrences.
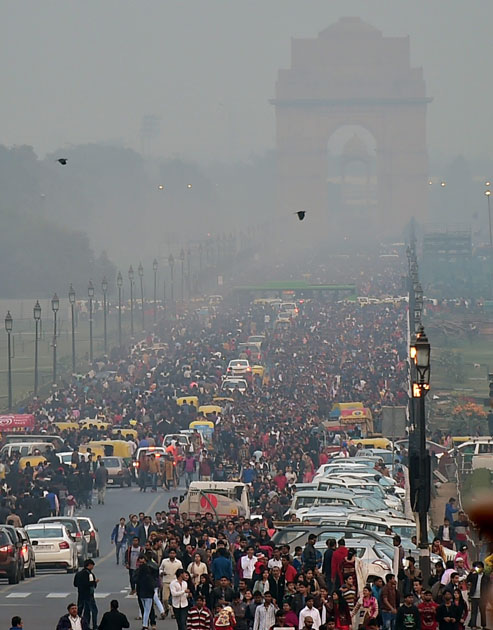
[353,497,385,510]
[392,526,416,538]
[43,519,76,533]
[77,519,92,532]
[101,457,120,466]
[27,527,64,538]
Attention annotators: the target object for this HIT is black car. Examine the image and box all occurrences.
[0,525,24,583]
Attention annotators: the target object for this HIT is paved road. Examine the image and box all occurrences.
[0,484,182,629]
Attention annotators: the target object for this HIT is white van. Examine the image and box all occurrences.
[180,481,250,518]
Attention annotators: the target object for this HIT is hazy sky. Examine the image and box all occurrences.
[1,0,492,163]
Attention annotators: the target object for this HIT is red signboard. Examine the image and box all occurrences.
[0,414,35,431]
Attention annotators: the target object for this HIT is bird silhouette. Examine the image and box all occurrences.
[295,211,306,221]
[56,158,68,165]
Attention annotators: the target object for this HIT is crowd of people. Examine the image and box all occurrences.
[0,256,490,630]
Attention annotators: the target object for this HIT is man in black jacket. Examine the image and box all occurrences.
[74,559,99,630]
[98,599,130,630]
[466,561,489,629]
[211,576,235,609]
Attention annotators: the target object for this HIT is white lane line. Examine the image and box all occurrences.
[125,593,137,599]
[120,589,128,593]
[94,593,111,599]
[6,592,31,598]
[46,592,70,598]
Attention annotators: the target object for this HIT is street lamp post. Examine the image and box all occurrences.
[51,293,59,383]
[485,190,492,247]
[117,272,123,348]
[153,258,158,324]
[68,285,76,373]
[180,248,185,302]
[138,262,145,331]
[101,277,108,353]
[168,254,175,313]
[88,281,94,363]
[33,301,41,396]
[128,266,134,337]
[5,312,12,410]
[187,248,191,299]
[410,324,431,585]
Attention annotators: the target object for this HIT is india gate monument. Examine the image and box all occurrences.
[271,17,431,237]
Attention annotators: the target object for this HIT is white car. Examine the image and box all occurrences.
[76,517,100,558]
[25,523,78,573]
[221,377,248,393]
[315,537,392,582]
[227,359,251,376]
[318,478,403,512]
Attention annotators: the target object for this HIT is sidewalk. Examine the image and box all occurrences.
[430,481,457,529]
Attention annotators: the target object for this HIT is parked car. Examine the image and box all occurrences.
[16,527,36,578]
[0,525,24,582]
[38,517,87,565]
[76,516,100,558]
[0,527,21,584]
[314,537,392,581]
[25,523,78,573]
[100,456,132,487]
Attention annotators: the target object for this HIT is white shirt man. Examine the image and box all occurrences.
[253,593,277,630]
[240,550,257,580]
[299,601,322,630]
[160,555,183,584]
[170,576,189,608]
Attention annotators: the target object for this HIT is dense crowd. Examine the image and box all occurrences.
[0,256,490,630]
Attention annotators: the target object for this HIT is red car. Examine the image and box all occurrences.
[0,528,20,584]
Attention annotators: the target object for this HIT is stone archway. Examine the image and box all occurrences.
[271,17,431,235]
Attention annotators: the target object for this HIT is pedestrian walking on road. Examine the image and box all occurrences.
[135,554,156,630]
[98,599,130,630]
[74,558,99,630]
[95,461,108,504]
[111,517,128,565]
[56,602,90,630]
[171,568,191,630]
[125,536,143,593]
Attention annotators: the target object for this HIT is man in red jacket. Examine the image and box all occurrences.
[330,538,348,590]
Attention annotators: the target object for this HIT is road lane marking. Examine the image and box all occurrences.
[96,492,164,568]
[6,592,30,598]
[94,592,110,598]
[46,592,70,598]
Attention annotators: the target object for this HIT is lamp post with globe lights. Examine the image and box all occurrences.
[51,293,59,383]
[153,258,158,324]
[117,272,123,348]
[409,324,431,585]
[128,266,135,337]
[68,285,76,373]
[88,281,95,362]
[33,301,41,395]
[168,254,175,314]
[138,262,145,331]
[485,189,492,247]
[5,312,12,410]
[101,277,108,353]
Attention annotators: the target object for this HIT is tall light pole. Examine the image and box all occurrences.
[5,312,12,411]
[153,258,158,324]
[88,281,95,362]
[51,293,59,384]
[168,254,175,313]
[101,277,108,353]
[117,272,123,348]
[180,248,185,302]
[128,265,134,337]
[68,285,76,373]
[485,189,492,247]
[410,324,431,585]
[138,262,145,331]
[33,301,41,396]
[187,248,191,299]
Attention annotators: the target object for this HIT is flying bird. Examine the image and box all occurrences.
[295,210,306,221]
[56,158,68,165]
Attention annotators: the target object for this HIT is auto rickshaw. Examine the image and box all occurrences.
[19,455,47,470]
[176,396,199,408]
[198,405,222,416]
[53,422,79,432]
[83,440,132,458]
